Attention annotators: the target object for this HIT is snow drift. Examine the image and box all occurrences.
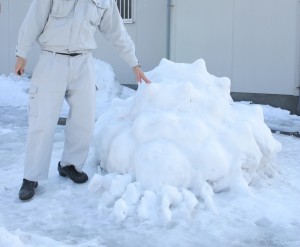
[89,59,281,223]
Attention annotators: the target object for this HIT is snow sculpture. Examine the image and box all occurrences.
[90,59,281,224]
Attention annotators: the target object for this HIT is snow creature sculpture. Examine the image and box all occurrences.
[90,59,281,224]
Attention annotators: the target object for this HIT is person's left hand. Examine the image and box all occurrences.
[133,65,151,83]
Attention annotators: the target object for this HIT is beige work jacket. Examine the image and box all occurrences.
[16,0,139,67]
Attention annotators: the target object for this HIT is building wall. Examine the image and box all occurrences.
[0,0,168,84]
[0,0,10,74]
[1,0,299,98]
[170,0,300,96]
[92,0,168,83]
[170,0,234,80]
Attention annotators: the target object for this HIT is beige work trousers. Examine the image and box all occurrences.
[24,50,96,181]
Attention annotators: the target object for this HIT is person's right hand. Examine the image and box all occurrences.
[132,65,151,84]
[15,56,27,75]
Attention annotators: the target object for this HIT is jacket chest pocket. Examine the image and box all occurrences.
[87,0,109,26]
[50,0,77,18]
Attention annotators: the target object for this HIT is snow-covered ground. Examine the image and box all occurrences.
[0,59,300,246]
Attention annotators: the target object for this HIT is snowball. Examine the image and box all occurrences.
[134,140,191,190]
[122,182,142,205]
[108,174,132,197]
[113,198,128,222]
[88,174,103,193]
[137,191,158,221]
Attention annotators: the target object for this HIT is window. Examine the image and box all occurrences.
[115,0,135,23]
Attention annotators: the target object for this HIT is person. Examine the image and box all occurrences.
[15,0,150,201]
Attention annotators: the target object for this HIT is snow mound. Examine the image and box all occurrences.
[94,59,121,100]
[91,58,281,224]
[0,74,30,107]
[0,228,24,247]
[94,59,135,118]
[94,58,135,101]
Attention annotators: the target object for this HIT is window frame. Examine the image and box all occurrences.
[115,0,135,24]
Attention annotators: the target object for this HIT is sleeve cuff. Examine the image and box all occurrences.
[125,56,139,68]
[16,48,28,59]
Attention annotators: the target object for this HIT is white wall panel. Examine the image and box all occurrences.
[8,0,40,75]
[171,0,300,96]
[93,0,168,84]
[2,0,299,95]
[232,0,299,95]
[170,0,234,78]
[0,0,10,74]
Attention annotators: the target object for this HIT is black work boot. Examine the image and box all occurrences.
[19,179,38,201]
[58,162,88,183]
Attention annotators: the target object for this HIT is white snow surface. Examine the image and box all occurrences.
[0,58,300,246]
[92,59,281,222]
[238,101,300,133]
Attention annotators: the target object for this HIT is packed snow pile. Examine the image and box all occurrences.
[0,74,30,107]
[94,59,121,100]
[95,59,280,223]
[93,59,135,117]
[238,102,300,133]
[0,228,24,247]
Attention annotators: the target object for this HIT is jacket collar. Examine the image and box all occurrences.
[92,0,110,8]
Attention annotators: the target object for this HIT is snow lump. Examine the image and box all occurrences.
[89,58,281,224]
